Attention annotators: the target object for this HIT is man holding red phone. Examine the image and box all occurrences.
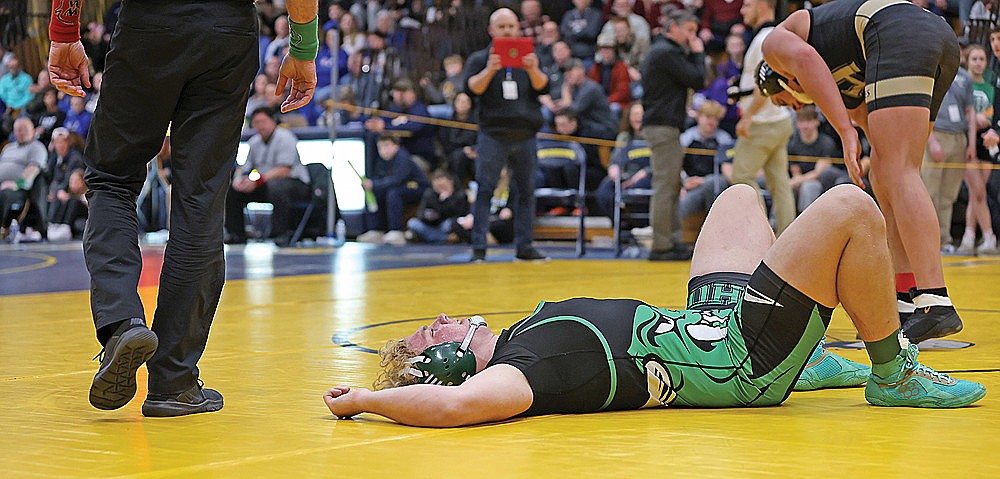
[464,8,550,263]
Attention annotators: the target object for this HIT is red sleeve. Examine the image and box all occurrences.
[50,0,83,43]
[701,0,714,31]
[609,62,633,106]
[587,65,600,84]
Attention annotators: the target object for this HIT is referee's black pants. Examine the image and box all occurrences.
[83,0,258,396]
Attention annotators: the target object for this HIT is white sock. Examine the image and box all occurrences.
[912,293,953,308]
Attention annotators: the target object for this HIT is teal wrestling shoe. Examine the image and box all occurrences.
[865,344,986,408]
[794,340,870,391]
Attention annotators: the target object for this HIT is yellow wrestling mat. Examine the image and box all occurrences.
[2,258,999,477]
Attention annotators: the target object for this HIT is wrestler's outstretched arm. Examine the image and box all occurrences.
[324,364,532,427]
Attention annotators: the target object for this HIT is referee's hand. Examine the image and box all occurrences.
[276,55,316,113]
[49,41,92,98]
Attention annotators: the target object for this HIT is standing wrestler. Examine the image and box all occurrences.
[48,0,317,416]
[758,0,963,344]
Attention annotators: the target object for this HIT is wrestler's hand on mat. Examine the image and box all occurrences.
[49,41,91,98]
[324,386,367,419]
[276,55,317,113]
[841,129,864,188]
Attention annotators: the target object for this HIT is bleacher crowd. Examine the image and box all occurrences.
[3,0,1000,259]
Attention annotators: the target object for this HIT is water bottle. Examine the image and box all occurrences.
[9,220,19,244]
[335,219,347,246]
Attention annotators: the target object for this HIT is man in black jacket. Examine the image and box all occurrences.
[640,9,705,261]
[464,7,550,263]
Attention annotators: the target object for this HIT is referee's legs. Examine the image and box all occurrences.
[147,20,258,396]
[82,20,180,344]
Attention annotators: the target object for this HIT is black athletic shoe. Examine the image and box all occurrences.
[648,245,693,261]
[89,318,158,410]
[515,247,549,262]
[142,382,224,417]
[902,306,964,343]
[470,249,486,263]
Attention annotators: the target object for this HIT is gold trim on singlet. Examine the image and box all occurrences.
[863,75,935,103]
[854,0,911,58]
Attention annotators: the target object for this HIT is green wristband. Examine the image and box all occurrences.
[289,17,319,61]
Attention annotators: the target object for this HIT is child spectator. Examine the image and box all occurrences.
[405,170,469,243]
[438,55,467,105]
[680,100,733,193]
[787,106,837,213]
[453,168,514,245]
[357,135,430,245]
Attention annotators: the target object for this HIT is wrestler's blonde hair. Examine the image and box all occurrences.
[373,339,421,390]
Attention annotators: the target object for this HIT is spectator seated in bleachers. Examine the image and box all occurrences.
[539,41,575,118]
[588,34,633,116]
[787,105,838,214]
[33,88,66,146]
[364,79,437,171]
[453,167,515,246]
[608,15,649,69]
[0,57,33,118]
[358,29,403,107]
[559,58,619,142]
[536,108,604,215]
[440,92,478,185]
[560,0,603,62]
[245,74,278,120]
[699,0,746,44]
[314,26,350,106]
[535,21,562,68]
[595,102,652,229]
[338,11,367,56]
[438,54,468,106]
[25,69,52,119]
[224,107,311,247]
[44,127,86,241]
[681,100,733,188]
[600,0,652,56]
[679,143,736,225]
[357,135,430,246]
[519,0,549,40]
[0,117,47,241]
[64,95,93,139]
[405,170,469,244]
[46,168,88,242]
[678,101,734,223]
[696,32,744,136]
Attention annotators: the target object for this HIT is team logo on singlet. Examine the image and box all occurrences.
[630,307,732,407]
[831,62,865,100]
[54,0,80,25]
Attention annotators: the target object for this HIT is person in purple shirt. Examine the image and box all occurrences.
[63,95,93,138]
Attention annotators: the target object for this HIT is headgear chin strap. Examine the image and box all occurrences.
[755,60,814,105]
[406,316,487,386]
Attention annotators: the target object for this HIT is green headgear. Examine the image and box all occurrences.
[406,316,486,386]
